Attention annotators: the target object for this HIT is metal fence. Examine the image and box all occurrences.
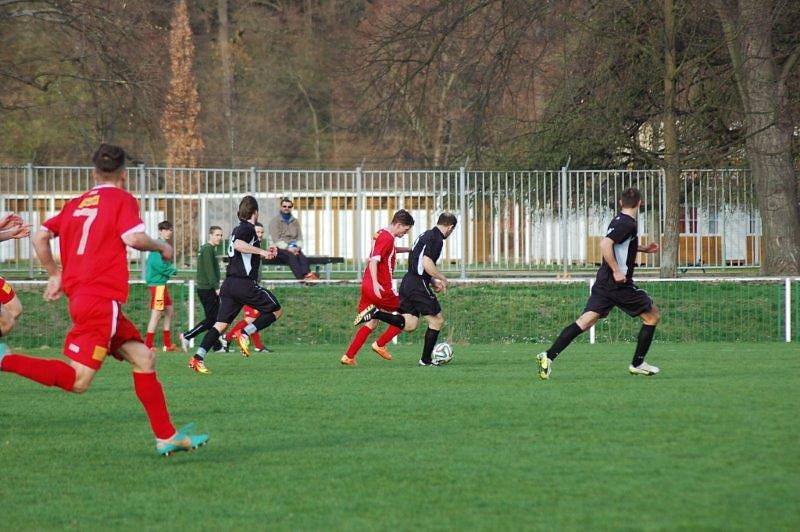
[0,165,759,275]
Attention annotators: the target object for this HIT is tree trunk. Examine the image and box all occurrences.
[660,0,681,278]
[217,0,235,165]
[718,0,800,274]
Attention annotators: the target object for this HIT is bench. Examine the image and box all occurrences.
[261,255,344,280]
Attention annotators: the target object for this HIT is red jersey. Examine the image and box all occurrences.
[43,184,145,303]
[363,228,396,290]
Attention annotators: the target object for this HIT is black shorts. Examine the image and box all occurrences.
[217,277,281,324]
[584,281,653,318]
[398,276,442,317]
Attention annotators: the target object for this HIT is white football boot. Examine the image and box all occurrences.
[629,361,660,376]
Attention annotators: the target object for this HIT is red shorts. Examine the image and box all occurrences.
[243,305,260,319]
[358,284,400,312]
[0,276,16,304]
[149,285,172,311]
[64,295,143,371]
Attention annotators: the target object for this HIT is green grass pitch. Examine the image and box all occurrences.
[1,342,798,529]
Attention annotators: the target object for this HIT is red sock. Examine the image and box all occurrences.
[1,354,76,391]
[162,330,172,347]
[133,371,176,440]
[251,331,264,349]
[377,326,403,347]
[145,332,155,349]
[226,320,247,341]
[345,326,373,358]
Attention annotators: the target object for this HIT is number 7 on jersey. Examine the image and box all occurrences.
[73,208,98,255]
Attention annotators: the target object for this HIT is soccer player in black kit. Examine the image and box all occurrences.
[189,196,282,374]
[356,212,457,366]
[536,187,661,379]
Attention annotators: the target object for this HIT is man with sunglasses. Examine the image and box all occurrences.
[267,197,318,282]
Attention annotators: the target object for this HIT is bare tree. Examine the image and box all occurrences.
[161,0,204,261]
[716,0,800,274]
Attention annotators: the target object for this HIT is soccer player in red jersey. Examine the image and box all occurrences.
[341,209,414,366]
[0,144,208,456]
[0,213,32,354]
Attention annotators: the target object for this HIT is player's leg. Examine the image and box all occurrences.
[1,295,107,393]
[235,285,281,357]
[182,289,216,341]
[418,312,445,366]
[117,338,208,454]
[609,284,660,375]
[629,305,660,375]
[246,314,268,352]
[161,300,175,351]
[367,291,403,360]
[0,288,22,355]
[145,309,162,349]
[535,311,600,380]
[146,286,166,349]
[341,319,378,366]
[191,280,242,371]
[0,351,94,392]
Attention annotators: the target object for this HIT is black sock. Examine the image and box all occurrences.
[252,311,277,331]
[546,322,584,360]
[373,309,405,329]
[421,327,440,364]
[632,324,656,367]
[183,320,210,341]
[198,328,221,356]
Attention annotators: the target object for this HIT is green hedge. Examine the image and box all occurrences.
[6,279,795,349]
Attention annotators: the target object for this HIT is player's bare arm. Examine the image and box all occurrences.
[395,246,411,253]
[599,237,626,283]
[32,229,63,301]
[367,258,383,297]
[124,232,173,260]
[422,256,448,292]
[638,242,659,253]
[0,213,32,242]
[233,239,276,259]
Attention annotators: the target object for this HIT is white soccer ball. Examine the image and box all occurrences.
[431,342,454,365]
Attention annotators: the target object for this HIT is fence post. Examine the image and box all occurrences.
[188,279,195,348]
[459,166,467,280]
[589,278,596,344]
[559,164,569,277]
[355,166,363,280]
[786,278,792,343]
[138,164,147,280]
[250,166,257,193]
[26,163,34,278]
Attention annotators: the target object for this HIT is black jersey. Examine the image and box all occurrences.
[596,213,638,286]
[406,227,445,284]
[226,220,261,280]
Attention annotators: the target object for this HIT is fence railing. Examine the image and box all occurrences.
[4,277,796,349]
[0,165,758,275]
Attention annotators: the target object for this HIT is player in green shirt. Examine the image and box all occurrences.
[180,226,227,355]
[145,221,178,351]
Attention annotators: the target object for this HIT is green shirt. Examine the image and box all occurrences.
[145,239,178,286]
[196,243,220,290]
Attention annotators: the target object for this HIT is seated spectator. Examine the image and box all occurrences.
[268,197,318,282]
